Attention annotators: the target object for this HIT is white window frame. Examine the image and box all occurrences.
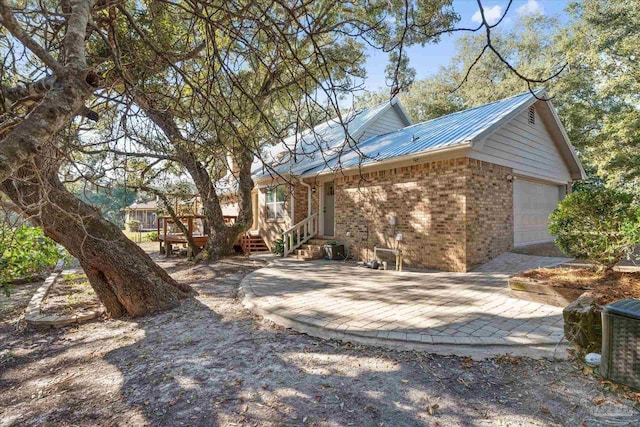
[266,185,286,222]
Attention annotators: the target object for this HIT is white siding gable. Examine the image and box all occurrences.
[469,104,572,183]
[360,107,408,142]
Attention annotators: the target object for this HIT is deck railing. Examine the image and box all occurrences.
[282,213,318,257]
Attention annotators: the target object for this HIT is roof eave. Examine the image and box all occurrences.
[545,99,587,180]
[470,90,544,149]
[470,89,586,181]
[299,142,472,179]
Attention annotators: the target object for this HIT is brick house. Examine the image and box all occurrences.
[224,90,585,272]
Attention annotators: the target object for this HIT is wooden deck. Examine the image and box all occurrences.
[157,215,267,256]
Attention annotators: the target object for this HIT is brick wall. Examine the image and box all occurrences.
[465,159,513,268]
[333,158,513,272]
[292,184,310,225]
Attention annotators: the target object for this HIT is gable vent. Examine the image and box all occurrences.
[528,106,535,125]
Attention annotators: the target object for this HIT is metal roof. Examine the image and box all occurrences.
[125,200,157,210]
[301,90,543,175]
[251,100,397,179]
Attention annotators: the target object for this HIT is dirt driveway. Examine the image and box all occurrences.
[0,250,638,426]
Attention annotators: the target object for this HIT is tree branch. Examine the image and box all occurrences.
[0,0,64,74]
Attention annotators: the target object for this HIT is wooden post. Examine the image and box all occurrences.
[163,217,168,256]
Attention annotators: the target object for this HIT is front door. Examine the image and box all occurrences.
[323,182,335,236]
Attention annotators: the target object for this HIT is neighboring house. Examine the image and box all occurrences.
[123,200,158,231]
[221,90,585,272]
[124,196,230,231]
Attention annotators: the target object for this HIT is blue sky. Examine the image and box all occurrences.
[363,0,571,93]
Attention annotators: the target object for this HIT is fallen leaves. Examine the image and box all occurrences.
[495,354,523,366]
[426,404,440,415]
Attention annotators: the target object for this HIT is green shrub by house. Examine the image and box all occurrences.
[271,235,298,256]
[549,188,640,271]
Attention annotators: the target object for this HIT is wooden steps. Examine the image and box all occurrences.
[240,235,269,253]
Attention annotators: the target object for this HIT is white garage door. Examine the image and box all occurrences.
[513,179,563,247]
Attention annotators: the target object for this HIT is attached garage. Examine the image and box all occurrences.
[513,179,565,247]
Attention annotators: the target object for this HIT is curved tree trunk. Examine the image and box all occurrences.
[135,97,255,261]
[2,161,194,318]
[143,186,200,258]
[191,148,255,261]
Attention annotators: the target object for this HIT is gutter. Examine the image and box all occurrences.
[300,142,473,179]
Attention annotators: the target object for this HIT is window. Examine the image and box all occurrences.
[266,185,286,221]
[326,183,334,196]
[528,106,535,125]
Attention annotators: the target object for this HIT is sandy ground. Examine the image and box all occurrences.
[1,245,639,426]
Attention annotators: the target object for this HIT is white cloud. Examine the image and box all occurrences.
[517,0,544,16]
[472,5,503,25]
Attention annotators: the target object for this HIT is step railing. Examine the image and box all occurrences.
[239,233,251,256]
[282,213,318,257]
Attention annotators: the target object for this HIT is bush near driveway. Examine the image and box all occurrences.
[549,188,640,271]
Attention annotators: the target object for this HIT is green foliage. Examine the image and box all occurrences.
[147,231,158,241]
[358,3,640,196]
[71,185,137,227]
[548,188,640,270]
[0,226,61,296]
[271,234,298,256]
[272,238,285,255]
[125,219,141,232]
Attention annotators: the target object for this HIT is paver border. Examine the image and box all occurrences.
[239,261,568,360]
[25,260,103,328]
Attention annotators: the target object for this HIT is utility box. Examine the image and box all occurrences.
[601,299,640,390]
[323,244,345,260]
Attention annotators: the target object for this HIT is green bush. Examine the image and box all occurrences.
[146,231,158,241]
[125,219,141,232]
[271,234,298,256]
[272,238,285,255]
[0,225,62,296]
[548,188,640,271]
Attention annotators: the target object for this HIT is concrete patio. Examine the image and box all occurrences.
[241,253,572,359]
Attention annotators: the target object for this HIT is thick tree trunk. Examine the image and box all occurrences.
[134,97,254,260]
[194,148,254,261]
[2,161,193,318]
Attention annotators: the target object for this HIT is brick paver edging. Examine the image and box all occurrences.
[239,262,567,359]
[25,260,102,328]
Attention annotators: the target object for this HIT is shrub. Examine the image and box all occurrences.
[271,234,298,256]
[125,220,141,232]
[548,188,640,271]
[272,238,284,255]
[146,231,158,241]
[0,225,62,296]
